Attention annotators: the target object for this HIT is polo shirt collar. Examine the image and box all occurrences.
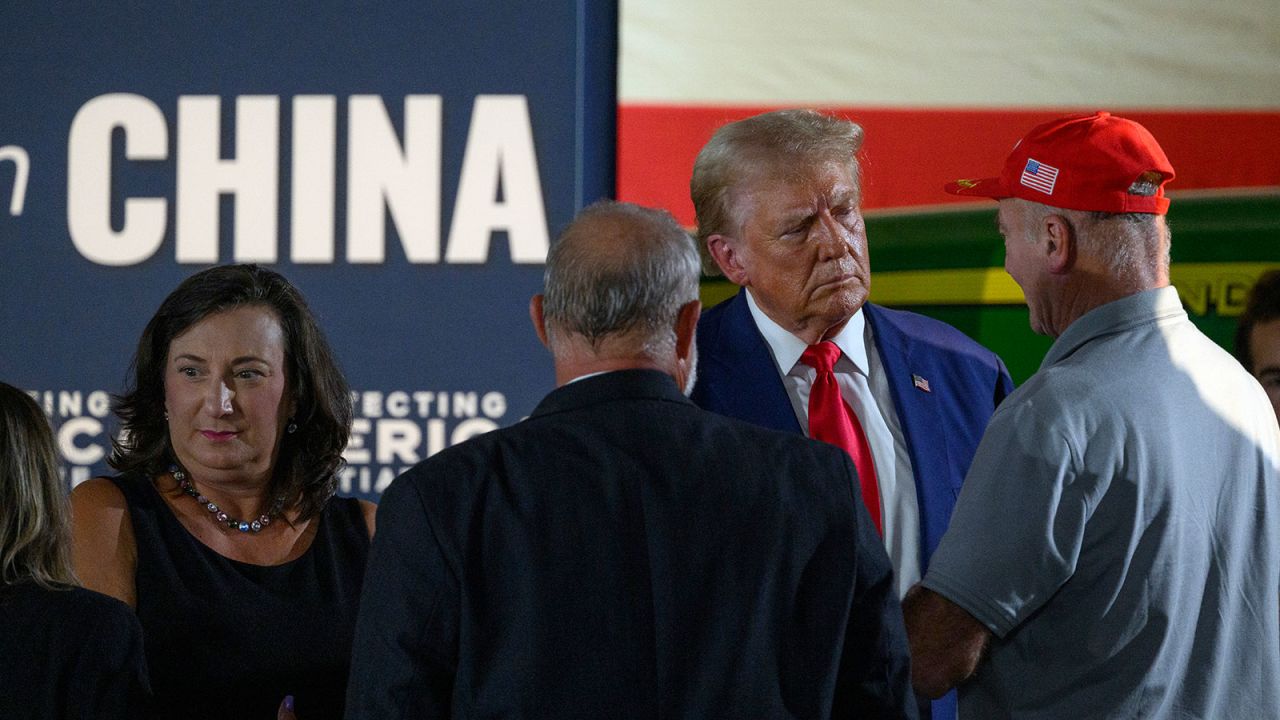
[1043,286,1185,369]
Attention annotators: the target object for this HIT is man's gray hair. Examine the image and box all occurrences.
[543,201,701,358]
[1019,200,1170,283]
[691,108,865,247]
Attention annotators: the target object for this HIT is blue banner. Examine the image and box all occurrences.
[0,3,618,497]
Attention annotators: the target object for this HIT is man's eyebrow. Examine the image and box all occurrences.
[775,207,815,228]
[831,187,859,205]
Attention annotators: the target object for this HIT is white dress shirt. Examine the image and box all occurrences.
[745,290,922,599]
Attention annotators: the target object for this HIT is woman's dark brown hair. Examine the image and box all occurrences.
[110,265,352,521]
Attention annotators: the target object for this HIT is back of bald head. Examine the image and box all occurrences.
[542,201,701,359]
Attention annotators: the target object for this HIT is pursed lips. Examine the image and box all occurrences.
[813,272,859,290]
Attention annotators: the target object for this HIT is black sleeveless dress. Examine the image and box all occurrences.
[111,474,369,720]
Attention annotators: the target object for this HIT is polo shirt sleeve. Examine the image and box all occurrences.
[920,395,1100,639]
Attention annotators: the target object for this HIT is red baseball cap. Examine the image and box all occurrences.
[944,111,1176,215]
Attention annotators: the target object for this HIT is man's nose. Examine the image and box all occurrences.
[815,210,850,257]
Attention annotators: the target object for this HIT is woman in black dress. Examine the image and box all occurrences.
[0,381,150,719]
[71,265,375,720]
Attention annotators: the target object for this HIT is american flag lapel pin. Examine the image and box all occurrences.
[912,374,931,393]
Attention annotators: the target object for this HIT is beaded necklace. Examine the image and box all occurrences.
[172,466,286,534]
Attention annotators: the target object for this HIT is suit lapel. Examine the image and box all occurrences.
[706,291,803,435]
[865,304,952,563]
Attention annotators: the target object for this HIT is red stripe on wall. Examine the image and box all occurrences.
[618,105,1280,225]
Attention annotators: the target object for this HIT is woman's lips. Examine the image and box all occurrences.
[200,430,238,441]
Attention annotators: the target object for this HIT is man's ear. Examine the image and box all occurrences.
[674,299,702,363]
[1042,214,1076,275]
[706,234,749,286]
[529,294,549,348]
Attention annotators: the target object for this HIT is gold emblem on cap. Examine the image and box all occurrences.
[954,179,979,189]
[1127,170,1164,197]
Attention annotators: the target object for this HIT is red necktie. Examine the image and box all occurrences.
[800,341,882,535]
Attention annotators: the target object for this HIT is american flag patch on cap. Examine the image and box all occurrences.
[1020,158,1059,195]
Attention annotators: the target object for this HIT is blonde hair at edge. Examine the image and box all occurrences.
[1015,199,1171,285]
[0,382,77,589]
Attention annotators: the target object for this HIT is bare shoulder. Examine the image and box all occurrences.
[358,498,377,539]
[70,475,126,512]
[70,476,138,607]
[70,477,130,535]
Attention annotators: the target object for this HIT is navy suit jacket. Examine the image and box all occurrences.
[692,291,1013,719]
[347,369,918,719]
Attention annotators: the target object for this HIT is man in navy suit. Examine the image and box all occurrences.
[346,201,917,719]
[690,109,1012,720]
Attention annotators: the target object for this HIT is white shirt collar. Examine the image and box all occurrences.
[565,370,609,385]
[744,289,870,377]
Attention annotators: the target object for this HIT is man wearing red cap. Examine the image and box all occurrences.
[903,112,1280,717]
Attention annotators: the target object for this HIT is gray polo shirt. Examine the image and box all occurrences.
[923,287,1280,718]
